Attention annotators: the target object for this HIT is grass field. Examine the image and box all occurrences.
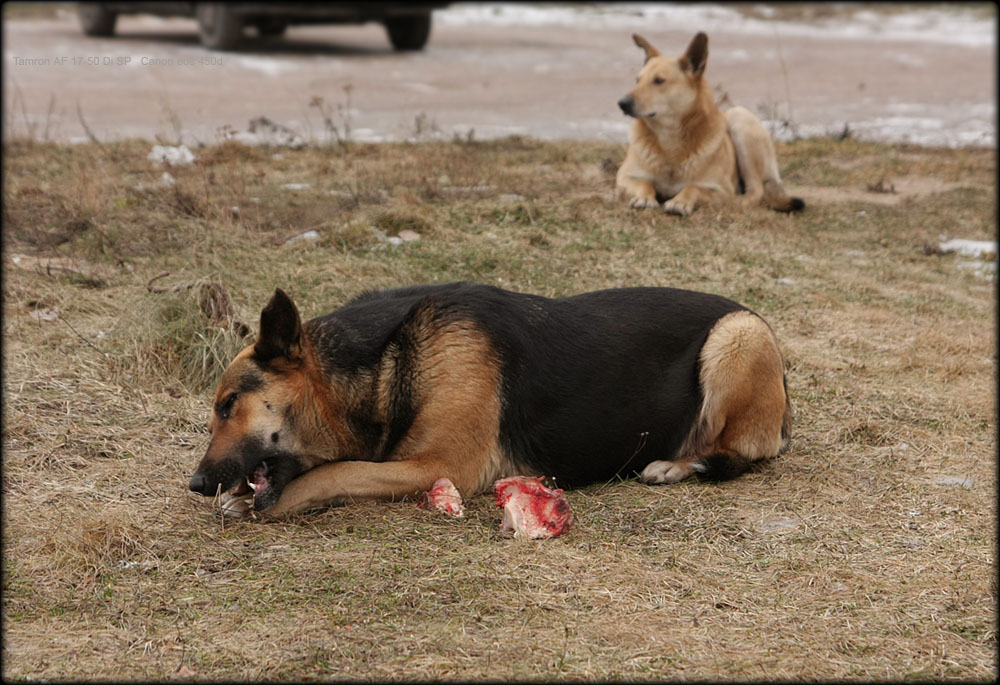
[2,134,996,681]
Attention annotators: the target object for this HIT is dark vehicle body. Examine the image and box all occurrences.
[77,2,449,51]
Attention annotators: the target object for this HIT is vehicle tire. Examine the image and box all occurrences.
[254,18,288,37]
[78,4,117,37]
[196,3,244,51]
[384,13,432,52]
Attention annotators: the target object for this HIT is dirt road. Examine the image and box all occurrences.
[2,3,995,147]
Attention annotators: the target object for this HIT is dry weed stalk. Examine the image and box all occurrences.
[309,85,354,148]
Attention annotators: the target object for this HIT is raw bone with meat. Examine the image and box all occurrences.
[493,476,573,539]
[416,477,465,517]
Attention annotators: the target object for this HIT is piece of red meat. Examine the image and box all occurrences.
[416,477,465,517]
[493,476,573,539]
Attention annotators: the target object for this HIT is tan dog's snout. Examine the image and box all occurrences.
[618,95,637,117]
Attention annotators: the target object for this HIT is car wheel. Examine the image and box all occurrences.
[196,3,244,51]
[78,3,117,37]
[254,18,288,37]
[384,13,432,52]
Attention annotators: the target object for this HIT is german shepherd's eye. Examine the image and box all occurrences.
[653,76,665,85]
[219,393,238,420]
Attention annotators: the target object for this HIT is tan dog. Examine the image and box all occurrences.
[616,32,804,216]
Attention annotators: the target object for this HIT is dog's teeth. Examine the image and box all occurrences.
[247,478,257,492]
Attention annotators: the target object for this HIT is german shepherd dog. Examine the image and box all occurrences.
[189,282,792,518]
[616,32,804,216]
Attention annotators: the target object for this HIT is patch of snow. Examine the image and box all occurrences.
[938,238,997,259]
[221,117,306,149]
[147,144,195,166]
[283,230,321,245]
[348,127,386,143]
[29,307,60,322]
[933,476,974,488]
[955,261,997,280]
[404,82,438,93]
[439,3,994,47]
[232,55,301,76]
[759,517,798,533]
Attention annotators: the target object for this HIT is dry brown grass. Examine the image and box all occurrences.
[2,135,996,681]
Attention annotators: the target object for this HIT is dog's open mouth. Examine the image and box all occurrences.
[226,460,275,510]
[197,447,302,515]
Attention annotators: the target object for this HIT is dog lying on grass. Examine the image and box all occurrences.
[189,282,792,517]
[616,32,804,216]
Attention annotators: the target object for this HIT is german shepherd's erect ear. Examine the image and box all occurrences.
[680,32,709,78]
[632,34,660,63]
[253,288,303,363]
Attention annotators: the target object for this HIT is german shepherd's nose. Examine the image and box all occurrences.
[618,96,636,117]
[189,472,212,495]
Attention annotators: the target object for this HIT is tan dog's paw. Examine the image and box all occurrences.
[629,196,660,210]
[219,491,254,518]
[639,460,696,484]
[662,198,695,216]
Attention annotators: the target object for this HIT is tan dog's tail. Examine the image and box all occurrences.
[763,178,805,213]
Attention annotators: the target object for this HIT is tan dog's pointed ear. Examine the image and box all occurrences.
[254,288,303,363]
[632,34,660,63]
[680,32,709,77]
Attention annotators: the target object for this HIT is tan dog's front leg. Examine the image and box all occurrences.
[616,172,659,210]
[260,459,450,517]
[662,185,705,216]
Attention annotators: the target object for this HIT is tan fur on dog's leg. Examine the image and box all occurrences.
[642,311,790,485]
[662,185,704,216]
[726,106,769,207]
[726,106,803,212]
[261,458,453,515]
[616,168,659,209]
[692,311,789,460]
[662,184,730,216]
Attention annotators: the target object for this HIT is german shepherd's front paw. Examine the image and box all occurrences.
[629,196,660,210]
[662,198,695,216]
